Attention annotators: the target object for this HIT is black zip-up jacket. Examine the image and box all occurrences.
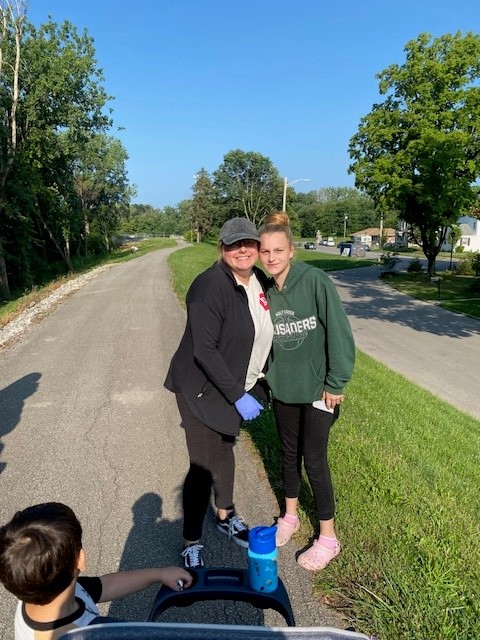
[164,260,269,436]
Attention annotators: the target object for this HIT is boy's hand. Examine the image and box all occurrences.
[159,566,193,591]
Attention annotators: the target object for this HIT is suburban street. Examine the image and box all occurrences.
[312,244,480,421]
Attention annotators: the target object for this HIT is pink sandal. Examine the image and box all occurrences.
[297,539,341,571]
[275,516,300,547]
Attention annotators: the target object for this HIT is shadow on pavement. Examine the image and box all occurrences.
[108,492,265,626]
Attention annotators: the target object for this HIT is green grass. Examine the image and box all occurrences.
[169,243,378,305]
[246,354,480,639]
[382,273,480,319]
[169,243,480,639]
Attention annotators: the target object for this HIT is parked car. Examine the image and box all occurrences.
[304,242,317,250]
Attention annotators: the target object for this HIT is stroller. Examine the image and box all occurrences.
[59,566,370,640]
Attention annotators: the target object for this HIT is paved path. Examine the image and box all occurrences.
[0,246,344,639]
[1,245,477,639]
[330,264,480,422]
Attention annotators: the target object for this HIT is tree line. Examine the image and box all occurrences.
[2,2,480,298]
[0,1,132,299]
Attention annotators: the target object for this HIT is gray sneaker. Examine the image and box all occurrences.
[181,543,204,569]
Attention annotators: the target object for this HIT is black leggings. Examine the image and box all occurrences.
[273,399,337,521]
[176,394,236,541]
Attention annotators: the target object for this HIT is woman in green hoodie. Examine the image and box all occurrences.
[259,212,355,571]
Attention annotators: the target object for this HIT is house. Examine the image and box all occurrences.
[441,216,480,253]
[351,227,396,247]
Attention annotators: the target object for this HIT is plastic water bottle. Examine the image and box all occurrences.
[248,525,278,592]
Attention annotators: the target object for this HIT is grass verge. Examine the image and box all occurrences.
[169,243,480,639]
[169,243,377,304]
[382,272,480,319]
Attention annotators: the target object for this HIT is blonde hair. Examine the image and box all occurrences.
[259,212,294,246]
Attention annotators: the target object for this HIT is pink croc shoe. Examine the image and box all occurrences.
[297,539,341,571]
[275,516,300,547]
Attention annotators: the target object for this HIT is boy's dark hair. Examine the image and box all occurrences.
[0,502,83,605]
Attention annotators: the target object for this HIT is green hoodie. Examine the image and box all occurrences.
[265,261,355,404]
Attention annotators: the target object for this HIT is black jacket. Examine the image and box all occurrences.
[164,260,269,436]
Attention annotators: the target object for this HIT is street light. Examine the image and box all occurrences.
[282,177,311,212]
[343,215,348,239]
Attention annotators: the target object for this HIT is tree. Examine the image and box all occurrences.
[349,32,480,275]
[191,168,216,241]
[0,11,125,294]
[213,149,283,226]
[72,133,131,253]
[0,0,26,298]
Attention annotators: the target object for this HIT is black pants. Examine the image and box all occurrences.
[176,394,236,541]
[273,399,337,521]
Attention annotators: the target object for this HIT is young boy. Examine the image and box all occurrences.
[0,502,193,638]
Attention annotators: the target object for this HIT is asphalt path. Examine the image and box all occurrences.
[0,244,346,639]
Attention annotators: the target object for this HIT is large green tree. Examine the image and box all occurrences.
[72,132,132,253]
[0,0,26,297]
[349,32,480,275]
[213,149,283,226]
[0,8,129,296]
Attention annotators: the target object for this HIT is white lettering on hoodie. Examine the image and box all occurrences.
[272,310,317,350]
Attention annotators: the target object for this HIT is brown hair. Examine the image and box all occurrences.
[0,502,83,605]
[259,212,294,246]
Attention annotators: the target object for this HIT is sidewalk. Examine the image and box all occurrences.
[330,265,480,422]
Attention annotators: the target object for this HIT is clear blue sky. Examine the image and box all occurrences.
[28,0,478,209]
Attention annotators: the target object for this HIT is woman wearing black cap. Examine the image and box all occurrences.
[165,217,273,569]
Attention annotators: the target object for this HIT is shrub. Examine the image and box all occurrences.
[183,230,196,243]
[455,252,480,276]
[380,251,400,273]
[471,252,480,276]
[406,257,423,273]
[454,245,465,253]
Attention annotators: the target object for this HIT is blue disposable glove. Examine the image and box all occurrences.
[234,393,263,421]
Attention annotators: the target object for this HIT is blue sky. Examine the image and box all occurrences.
[28,1,478,209]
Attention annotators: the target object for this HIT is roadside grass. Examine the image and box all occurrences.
[169,243,480,639]
[169,243,378,304]
[0,237,176,328]
[295,248,378,270]
[382,272,480,319]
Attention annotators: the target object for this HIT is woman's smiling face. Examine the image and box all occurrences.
[221,239,259,280]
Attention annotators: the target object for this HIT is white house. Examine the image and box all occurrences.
[442,216,480,253]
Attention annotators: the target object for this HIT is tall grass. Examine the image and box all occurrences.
[169,243,480,639]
